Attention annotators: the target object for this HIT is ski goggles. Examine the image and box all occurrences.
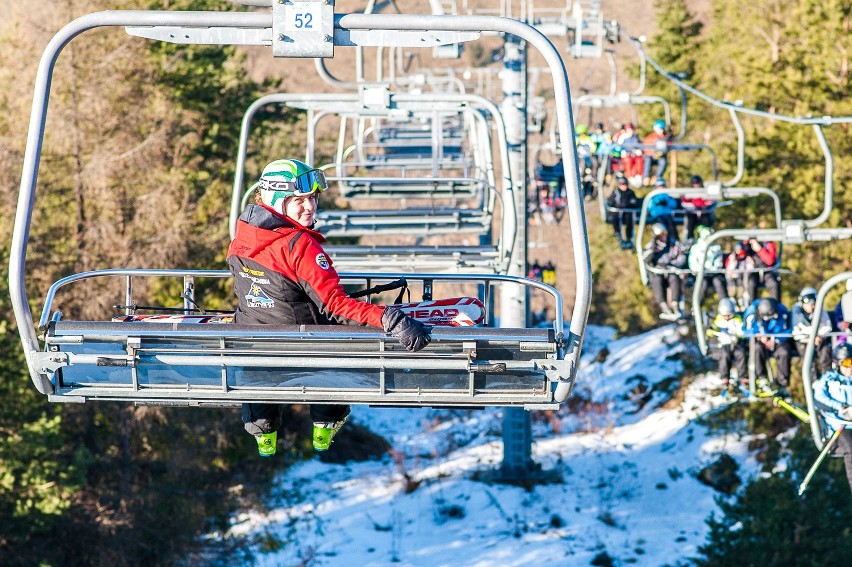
[261,168,328,196]
[801,294,817,304]
[839,358,852,369]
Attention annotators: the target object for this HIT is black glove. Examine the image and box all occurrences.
[382,307,431,352]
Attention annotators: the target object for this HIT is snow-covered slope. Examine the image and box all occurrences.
[225,325,761,566]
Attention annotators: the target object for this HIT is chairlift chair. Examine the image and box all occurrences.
[802,273,852,449]
[693,225,852,356]
[11,8,592,409]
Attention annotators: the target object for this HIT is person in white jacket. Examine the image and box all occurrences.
[792,286,833,375]
[687,225,728,308]
[707,297,747,390]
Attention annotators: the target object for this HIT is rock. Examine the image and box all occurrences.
[697,453,741,494]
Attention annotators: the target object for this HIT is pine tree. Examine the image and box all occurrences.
[698,434,852,566]
[0,1,296,563]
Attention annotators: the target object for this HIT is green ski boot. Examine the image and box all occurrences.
[312,418,347,451]
[256,432,277,457]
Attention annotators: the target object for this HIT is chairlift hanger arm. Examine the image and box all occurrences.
[636,186,784,286]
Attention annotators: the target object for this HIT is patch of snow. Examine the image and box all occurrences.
[223,325,765,566]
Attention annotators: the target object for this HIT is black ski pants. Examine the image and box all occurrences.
[752,339,793,387]
[698,274,729,305]
[650,272,682,305]
[713,341,747,383]
[745,271,781,302]
[684,210,715,240]
[796,339,833,377]
[834,430,852,495]
[610,211,635,241]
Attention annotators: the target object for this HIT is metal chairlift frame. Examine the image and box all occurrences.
[693,224,852,355]
[229,91,516,272]
[526,0,572,37]
[229,92,504,213]
[37,269,568,408]
[595,139,720,222]
[335,100,484,182]
[573,92,672,129]
[635,183,784,286]
[802,272,852,449]
[11,9,592,409]
[568,0,605,59]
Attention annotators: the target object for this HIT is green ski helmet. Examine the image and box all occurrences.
[258,159,327,215]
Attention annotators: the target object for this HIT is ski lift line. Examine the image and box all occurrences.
[605,50,616,97]
[12,10,590,404]
[636,186,783,286]
[630,37,852,125]
[692,230,852,356]
[802,273,852,449]
[726,107,745,187]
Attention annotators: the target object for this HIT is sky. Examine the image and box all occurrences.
[222,324,764,566]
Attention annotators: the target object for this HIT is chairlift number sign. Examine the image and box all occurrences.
[272,0,334,58]
[284,4,321,31]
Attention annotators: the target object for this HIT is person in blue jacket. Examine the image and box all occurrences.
[646,180,679,237]
[812,343,852,493]
[742,297,793,393]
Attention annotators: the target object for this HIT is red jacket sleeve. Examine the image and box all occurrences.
[289,233,385,328]
[756,241,778,266]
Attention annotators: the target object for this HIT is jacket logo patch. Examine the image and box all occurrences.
[316,253,330,270]
[245,283,274,309]
[241,266,265,277]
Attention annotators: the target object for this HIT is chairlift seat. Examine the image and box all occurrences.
[316,208,492,237]
[333,176,489,199]
[43,321,566,409]
[325,245,504,273]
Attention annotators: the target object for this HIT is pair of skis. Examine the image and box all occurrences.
[731,382,810,423]
[114,297,487,327]
[729,381,844,497]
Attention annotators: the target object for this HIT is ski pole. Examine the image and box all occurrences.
[798,426,844,496]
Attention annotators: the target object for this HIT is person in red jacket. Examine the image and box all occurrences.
[641,120,671,185]
[681,174,716,240]
[725,237,780,304]
[228,159,431,456]
[743,237,780,301]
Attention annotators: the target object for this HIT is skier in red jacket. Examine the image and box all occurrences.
[228,159,431,456]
